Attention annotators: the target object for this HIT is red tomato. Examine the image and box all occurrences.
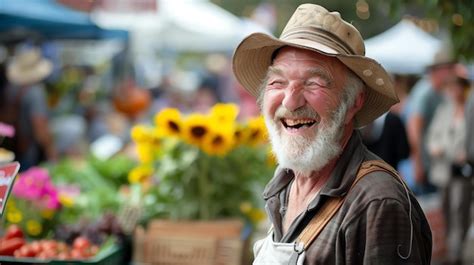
[40,240,58,253]
[36,250,54,260]
[0,238,25,256]
[70,248,85,260]
[72,236,90,251]
[3,224,24,240]
[29,241,43,255]
[56,251,71,260]
[56,241,68,252]
[14,245,35,258]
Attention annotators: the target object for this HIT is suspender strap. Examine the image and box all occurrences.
[296,160,406,249]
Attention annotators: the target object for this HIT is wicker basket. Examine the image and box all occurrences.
[133,219,244,265]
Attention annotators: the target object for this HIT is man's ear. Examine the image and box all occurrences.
[344,90,366,125]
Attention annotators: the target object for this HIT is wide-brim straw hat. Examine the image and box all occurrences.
[232,4,399,128]
[7,48,53,86]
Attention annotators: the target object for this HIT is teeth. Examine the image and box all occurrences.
[284,119,316,126]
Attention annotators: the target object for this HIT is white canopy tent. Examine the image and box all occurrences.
[91,0,269,53]
[364,20,442,75]
[91,0,269,88]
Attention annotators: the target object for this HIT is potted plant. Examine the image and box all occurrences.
[128,103,275,265]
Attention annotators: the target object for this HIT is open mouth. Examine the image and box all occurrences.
[281,118,318,130]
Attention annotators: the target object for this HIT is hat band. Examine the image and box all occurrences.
[280,26,355,55]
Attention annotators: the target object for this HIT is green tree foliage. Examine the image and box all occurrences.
[389,0,474,60]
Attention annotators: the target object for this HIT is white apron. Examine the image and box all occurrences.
[253,230,305,265]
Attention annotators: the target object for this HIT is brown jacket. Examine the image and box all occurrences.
[262,132,432,264]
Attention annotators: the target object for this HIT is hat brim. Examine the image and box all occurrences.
[7,59,53,86]
[232,32,399,128]
[425,61,457,73]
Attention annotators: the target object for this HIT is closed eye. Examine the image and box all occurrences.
[267,78,287,88]
[270,80,284,85]
[305,81,327,89]
[305,77,330,88]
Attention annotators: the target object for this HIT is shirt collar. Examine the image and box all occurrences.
[262,131,366,200]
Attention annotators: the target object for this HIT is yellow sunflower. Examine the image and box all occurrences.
[209,103,239,125]
[248,208,267,223]
[150,128,163,147]
[130,125,154,144]
[240,202,267,224]
[182,114,210,147]
[40,209,55,220]
[201,126,235,156]
[154,108,182,137]
[6,209,22,223]
[58,193,75,208]
[245,116,268,146]
[128,164,154,184]
[136,144,154,163]
[26,219,42,236]
[233,124,247,147]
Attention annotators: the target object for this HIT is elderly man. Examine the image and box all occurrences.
[232,4,432,265]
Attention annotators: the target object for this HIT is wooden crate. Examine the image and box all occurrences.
[133,219,244,265]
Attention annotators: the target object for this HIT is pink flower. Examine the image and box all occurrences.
[13,167,61,210]
[0,122,14,137]
[42,189,61,210]
[13,172,43,200]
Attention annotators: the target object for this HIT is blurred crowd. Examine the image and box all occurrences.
[360,48,473,265]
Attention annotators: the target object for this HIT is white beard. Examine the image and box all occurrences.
[265,103,348,177]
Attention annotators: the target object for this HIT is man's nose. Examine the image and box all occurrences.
[282,86,305,111]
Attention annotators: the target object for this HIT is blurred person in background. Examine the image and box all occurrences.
[0,47,8,106]
[466,78,474,173]
[235,82,261,119]
[202,53,237,103]
[406,50,456,194]
[390,74,418,122]
[426,68,472,265]
[360,111,410,169]
[361,74,411,169]
[148,73,190,114]
[0,47,57,170]
[192,85,218,113]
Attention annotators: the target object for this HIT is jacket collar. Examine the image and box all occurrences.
[262,131,366,200]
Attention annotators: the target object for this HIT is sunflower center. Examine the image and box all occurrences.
[191,126,207,138]
[234,131,242,139]
[168,121,180,132]
[212,135,224,146]
[250,129,260,139]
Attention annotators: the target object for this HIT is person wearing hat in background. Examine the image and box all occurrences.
[406,50,457,195]
[426,67,473,265]
[0,47,57,170]
[466,74,474,177]
[233,4,431,264]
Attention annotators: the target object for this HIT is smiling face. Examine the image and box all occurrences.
[262,47,360,175]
